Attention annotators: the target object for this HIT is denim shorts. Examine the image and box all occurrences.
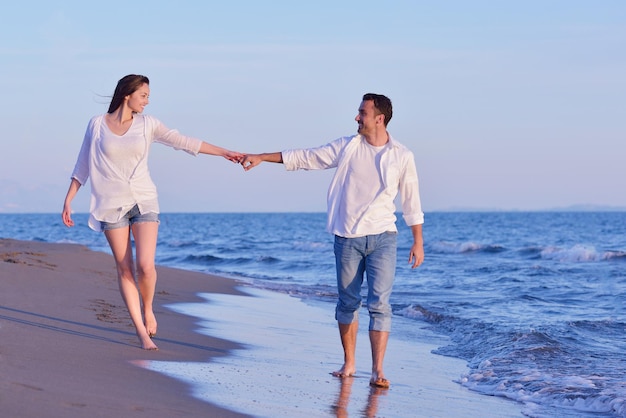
[333,231,397,332]
[100,205,160,231]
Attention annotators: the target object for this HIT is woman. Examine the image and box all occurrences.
[62,74,242,350]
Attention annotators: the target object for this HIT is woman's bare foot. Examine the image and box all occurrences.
[144,310,158,337]
[139,332,158,350]
[331,364,356,378]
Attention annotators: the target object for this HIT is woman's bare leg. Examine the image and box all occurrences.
[131,221,159,338]
[104,227,157,350]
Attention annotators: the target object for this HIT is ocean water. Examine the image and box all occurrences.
[2,211,626,417]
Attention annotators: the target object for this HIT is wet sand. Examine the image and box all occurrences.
[0,238,524,417]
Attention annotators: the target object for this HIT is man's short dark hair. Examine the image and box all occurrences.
[362,93,393,126]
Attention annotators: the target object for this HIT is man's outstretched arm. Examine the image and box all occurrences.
[242,152,283,171]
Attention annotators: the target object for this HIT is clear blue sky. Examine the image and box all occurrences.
[1,0,624,213]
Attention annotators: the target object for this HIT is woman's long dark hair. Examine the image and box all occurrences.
[107,74,150,113]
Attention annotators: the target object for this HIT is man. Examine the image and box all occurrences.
[242,93,424,388]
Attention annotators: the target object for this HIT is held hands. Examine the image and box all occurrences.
[240,154,263,171]
[239,152,281,170]
[224,150,245,163]
[221,151,263,170]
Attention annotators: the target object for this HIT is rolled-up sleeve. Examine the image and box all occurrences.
[71,119,96,185]
[399,151,424,226]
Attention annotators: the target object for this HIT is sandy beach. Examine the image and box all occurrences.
[0,238,248,417]
[0,238,524,417]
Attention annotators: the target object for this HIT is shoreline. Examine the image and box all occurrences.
[0,238,524,417]
[0,238,249,417]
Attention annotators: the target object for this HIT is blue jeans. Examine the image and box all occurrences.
[334,232,397,332]
[100,205,160,231]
